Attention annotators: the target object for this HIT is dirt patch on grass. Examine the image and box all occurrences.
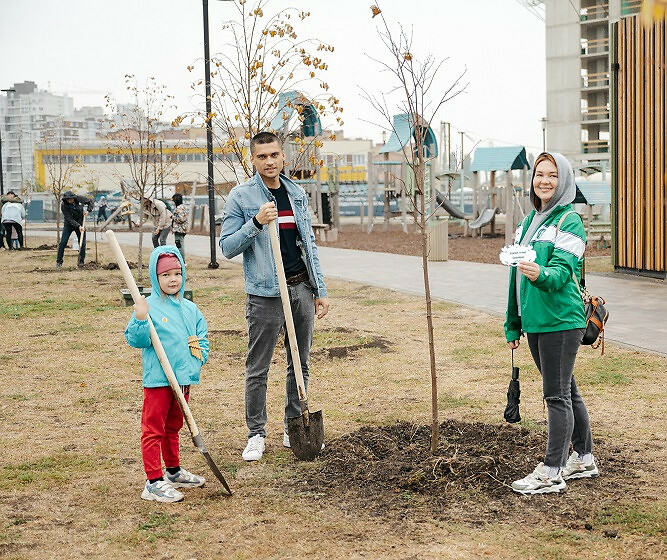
[29,261,137,273]
[319,224,612,263]
[298,420,639,527]
[312,327,392,359]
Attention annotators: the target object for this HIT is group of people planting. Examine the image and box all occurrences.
[122,131,596,503]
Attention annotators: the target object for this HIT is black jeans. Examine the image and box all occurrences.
[527,328,593,468]
[3,222,23,249]
[56,222,86,265]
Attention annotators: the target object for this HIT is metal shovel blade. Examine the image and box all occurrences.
[192,434,233,495]
[287,409,324,461]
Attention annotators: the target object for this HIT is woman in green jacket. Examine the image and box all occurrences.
[505,152,598,495]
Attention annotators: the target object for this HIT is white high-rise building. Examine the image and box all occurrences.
[543,0,641,166]
[0,81,110,194]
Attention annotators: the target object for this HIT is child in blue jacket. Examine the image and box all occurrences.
[125,246,209,503]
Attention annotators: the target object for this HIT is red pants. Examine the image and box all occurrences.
[141,386,190,480]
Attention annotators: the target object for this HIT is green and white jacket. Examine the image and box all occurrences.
[504,205,587,342]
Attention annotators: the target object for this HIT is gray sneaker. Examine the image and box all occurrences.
[140,479,184,503]
[55,262,62,269]
[562,452,599,480]
[165,468,205,488]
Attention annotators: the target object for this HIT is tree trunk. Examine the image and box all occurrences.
[416,161,439,452]
[137,209,145,284]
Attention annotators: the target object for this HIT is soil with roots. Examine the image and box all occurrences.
[293,420,640,528]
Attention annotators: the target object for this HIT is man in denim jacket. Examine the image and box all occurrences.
[220,131,330,462]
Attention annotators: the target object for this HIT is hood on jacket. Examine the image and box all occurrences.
[62,190,77,200]
[148,245,186,298]
[529,151,576,214]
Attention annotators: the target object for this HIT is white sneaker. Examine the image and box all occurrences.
[165,467,205,488]
[283,431,325,450]
[561,452,599,480]
[242,434,265,461]
[140,479,184,503]
[511,463,567,495]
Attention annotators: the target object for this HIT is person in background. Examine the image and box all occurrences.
[505,151,597,495]
[56,190,93,268]
[144,198,172,248]
[171,193,188,261]
[97,195,108,224]
[1,192,25,250]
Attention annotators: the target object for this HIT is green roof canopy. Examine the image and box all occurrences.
[269,91,322,137]
[469,146,530,172]
[379,113,438,158]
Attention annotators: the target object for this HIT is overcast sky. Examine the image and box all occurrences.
[0,0,547,153]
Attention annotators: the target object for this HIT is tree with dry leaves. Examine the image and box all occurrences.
[365,3,467,452]
[176,0,342,182]
[105,75,178,280]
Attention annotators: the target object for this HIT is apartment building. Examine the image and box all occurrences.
[544,0,641,165]
[0,81,110,193]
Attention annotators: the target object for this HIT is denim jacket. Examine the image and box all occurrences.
[219,172,327,298]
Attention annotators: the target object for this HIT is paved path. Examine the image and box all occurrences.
[31,228,667,357]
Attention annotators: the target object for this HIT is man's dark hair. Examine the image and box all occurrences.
[250,131,282,154]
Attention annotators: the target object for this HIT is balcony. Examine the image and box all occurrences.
[581,37,609,56]
[580,3,609,23]
[582,139,609,153]
[581,71,610,89]
[621,0,641,15]
[582,105,610,122]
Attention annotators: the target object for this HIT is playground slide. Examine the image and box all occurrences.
[468,207,497,229]
[434,190,467,220]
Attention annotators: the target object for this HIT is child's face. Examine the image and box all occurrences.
[158,268,182,295]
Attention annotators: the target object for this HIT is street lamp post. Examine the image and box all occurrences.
[202,0,219,268]
[541,117,547,152]
[0,88,16,196]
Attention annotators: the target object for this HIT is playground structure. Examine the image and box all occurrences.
[363,113,439,234]
[272,90,340,241]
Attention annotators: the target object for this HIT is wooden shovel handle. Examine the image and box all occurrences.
[105,229,200,438]
[267,220,307,402]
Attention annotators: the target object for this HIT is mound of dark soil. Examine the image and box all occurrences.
[295,420,638,526]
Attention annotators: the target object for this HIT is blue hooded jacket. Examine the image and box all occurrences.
[125,245,209,388]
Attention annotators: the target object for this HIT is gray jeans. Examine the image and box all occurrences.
[244,281,315,438]
[527,328,593,468]
[152,227,171,247]
[173,232,186,260]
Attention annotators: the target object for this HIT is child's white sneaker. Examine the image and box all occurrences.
[242,434,265,461]
[511,463,567,495]
[141,479,184,502]
[166,467,205,488]
[561,452,599,480]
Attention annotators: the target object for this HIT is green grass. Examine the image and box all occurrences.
[519,417,548,433]
[597,501,667,538]
[0,298,84,319]
[359,298,392,306]
[312,328,376,349]
[438,393,481,409]
[136,512,178,543]
[450,345,494,364]
[0,453,103,490]
[577,354,652,386]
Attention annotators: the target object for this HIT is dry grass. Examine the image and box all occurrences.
[1,238,665,559]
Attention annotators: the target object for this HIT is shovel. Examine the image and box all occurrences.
[267,219,324,461]
[78,211,88,263]
[503,348,521,423]
[105,230,232,495]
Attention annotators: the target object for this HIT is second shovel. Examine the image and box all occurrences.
[267,219,324,461]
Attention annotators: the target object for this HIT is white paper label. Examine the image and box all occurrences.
[499,244,537,267]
